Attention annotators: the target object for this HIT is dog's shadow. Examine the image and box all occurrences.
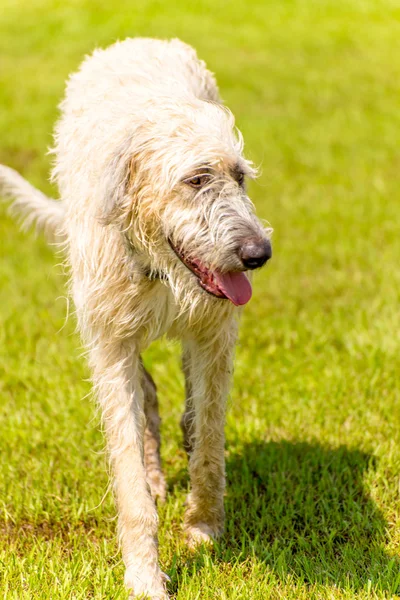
[172,441,399,595]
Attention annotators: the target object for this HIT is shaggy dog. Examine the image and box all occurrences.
[0,38,272,599]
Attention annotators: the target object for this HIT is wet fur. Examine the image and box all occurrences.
[0,38,271,599]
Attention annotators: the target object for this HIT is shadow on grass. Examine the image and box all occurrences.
[171,441,400,595]
[221,441,399,594]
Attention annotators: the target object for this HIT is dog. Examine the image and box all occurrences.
[0,38,272,599]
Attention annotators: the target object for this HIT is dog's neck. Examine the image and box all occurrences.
[143,267,167,281]
[123,231,167,282]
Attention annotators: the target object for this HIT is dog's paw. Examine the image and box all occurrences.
[128,592,169,600]
[125,568,170,599]
[185,522,215,550]
[128,591,169,600]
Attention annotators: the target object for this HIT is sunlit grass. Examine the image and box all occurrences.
[1,1,400,598]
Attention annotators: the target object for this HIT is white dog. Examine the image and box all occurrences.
[0,38,272,599]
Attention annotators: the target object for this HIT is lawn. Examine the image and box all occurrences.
[1,0,400,598]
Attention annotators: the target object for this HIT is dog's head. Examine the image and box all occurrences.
[101,99,272,312]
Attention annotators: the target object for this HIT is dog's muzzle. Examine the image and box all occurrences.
[168,237,271,306]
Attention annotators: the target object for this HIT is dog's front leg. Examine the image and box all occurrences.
[89,339,168,599]
[182,329,236,547]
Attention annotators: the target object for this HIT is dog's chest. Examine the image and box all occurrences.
[137,278,179,343]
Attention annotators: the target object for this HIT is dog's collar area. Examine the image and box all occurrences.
[123,234,167,282]
[144,268,168,281]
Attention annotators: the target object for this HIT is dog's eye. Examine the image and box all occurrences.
[184,174,210,188]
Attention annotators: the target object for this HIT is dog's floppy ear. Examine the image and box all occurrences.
[100,136,137,226]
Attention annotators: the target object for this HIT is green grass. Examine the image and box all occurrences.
[1,0,400,598]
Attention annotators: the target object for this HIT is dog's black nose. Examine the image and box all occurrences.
[239,238,272,270]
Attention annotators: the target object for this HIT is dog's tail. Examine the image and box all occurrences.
[0,164,66,243]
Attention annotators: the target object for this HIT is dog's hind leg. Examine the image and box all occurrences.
[180,347,195,457]
[142,361,167,503]
[89,339,168,599]
[182,328,237,547]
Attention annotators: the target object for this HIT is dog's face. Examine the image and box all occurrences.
[104,101,272,312]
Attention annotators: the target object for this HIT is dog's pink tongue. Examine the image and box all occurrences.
[214,271,252,306]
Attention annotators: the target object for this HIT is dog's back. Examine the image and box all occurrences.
[93,38,218,100]
[68,38,220,105]
[53,38,221,204]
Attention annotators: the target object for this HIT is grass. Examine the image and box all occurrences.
[1,0,400,598]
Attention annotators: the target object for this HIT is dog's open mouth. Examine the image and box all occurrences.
[168,239,252,306]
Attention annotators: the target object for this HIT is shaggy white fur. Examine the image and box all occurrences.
[0,38,272,599]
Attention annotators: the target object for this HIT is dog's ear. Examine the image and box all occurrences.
[100,137,137,226]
